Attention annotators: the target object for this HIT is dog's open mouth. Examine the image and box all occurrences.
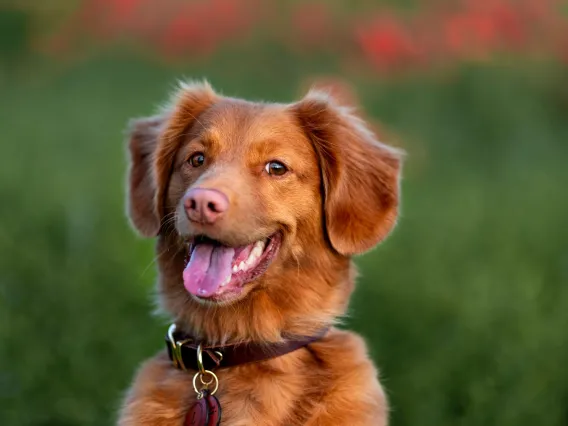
[183,233,281,301]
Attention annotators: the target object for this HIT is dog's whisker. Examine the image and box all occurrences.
[158,129,199,144]
[139,245,170,278]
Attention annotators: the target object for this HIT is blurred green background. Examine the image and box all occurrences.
[1,1,567,425]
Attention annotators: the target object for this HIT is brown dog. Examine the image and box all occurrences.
[119,81,402,426]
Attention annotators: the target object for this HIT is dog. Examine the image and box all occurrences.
[119,81,402,426]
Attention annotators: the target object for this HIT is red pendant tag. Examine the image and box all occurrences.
[185,396,209,426]
[185,391,222,426]
[205,393,222,426]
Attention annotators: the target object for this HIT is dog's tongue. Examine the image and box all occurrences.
[183,243,235,298]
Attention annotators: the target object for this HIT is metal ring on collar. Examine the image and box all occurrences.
[192,370,219,396]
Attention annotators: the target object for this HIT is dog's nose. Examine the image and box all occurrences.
[184,188,229,224]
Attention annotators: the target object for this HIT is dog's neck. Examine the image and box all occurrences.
[155,234,354,345]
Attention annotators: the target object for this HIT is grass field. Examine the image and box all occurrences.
[1,48,568,425]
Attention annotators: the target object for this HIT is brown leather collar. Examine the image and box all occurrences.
[166,324,329,371]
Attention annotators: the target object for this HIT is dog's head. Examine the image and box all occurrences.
[126,81,402,341]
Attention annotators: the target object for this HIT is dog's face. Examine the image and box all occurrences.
[126,82,401,340]
[166,101,323,303]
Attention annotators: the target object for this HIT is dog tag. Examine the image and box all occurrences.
[206,393,222,426]
[185,395,209,426]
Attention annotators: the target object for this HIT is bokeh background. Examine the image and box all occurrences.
[1,1,568,425]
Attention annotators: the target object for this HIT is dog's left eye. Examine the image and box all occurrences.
[265,161,288,176]
[188,152,205,168]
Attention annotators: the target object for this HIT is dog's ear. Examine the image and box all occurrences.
[126,114,167,237]
[291,90,403,255]
[126,81,217,237]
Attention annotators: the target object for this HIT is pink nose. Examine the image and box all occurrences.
[184,188,229,224]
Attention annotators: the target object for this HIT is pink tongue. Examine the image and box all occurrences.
[183,243,235,298]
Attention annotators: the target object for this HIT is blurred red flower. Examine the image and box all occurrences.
[355,0,568,72]
[357,15,420,71]
[43,0,568,71]
[47,0,262,58]
[292,3,333,47]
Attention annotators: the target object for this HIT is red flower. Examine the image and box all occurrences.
[357,15,420,71]
[292,3,333,47]
[42,0,568,70]
[112,0,143,21]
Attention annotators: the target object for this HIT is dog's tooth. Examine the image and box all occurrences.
[255,240,265,251]
[232,265,238,273]
[245,250,259,267]
[252,246,263,258]
[238,261,245,271]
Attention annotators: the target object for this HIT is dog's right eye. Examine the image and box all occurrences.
[265,161,288,176]
[188,152,205,168]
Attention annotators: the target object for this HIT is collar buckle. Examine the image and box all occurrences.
[167,324,224,371]
[167,323,193,370]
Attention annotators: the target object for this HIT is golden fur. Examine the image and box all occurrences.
[119,81,402,425]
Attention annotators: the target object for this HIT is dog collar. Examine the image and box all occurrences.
[166,323,329,371]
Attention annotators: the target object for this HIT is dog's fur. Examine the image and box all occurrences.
[119,81,402,426]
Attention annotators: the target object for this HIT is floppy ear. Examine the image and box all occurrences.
[126,114,167,237]
[291,90,403,255]
[126,81,217,237]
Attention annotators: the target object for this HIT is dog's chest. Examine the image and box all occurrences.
[204,367,307,425]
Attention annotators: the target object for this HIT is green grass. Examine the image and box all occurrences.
[1,53,567,425]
